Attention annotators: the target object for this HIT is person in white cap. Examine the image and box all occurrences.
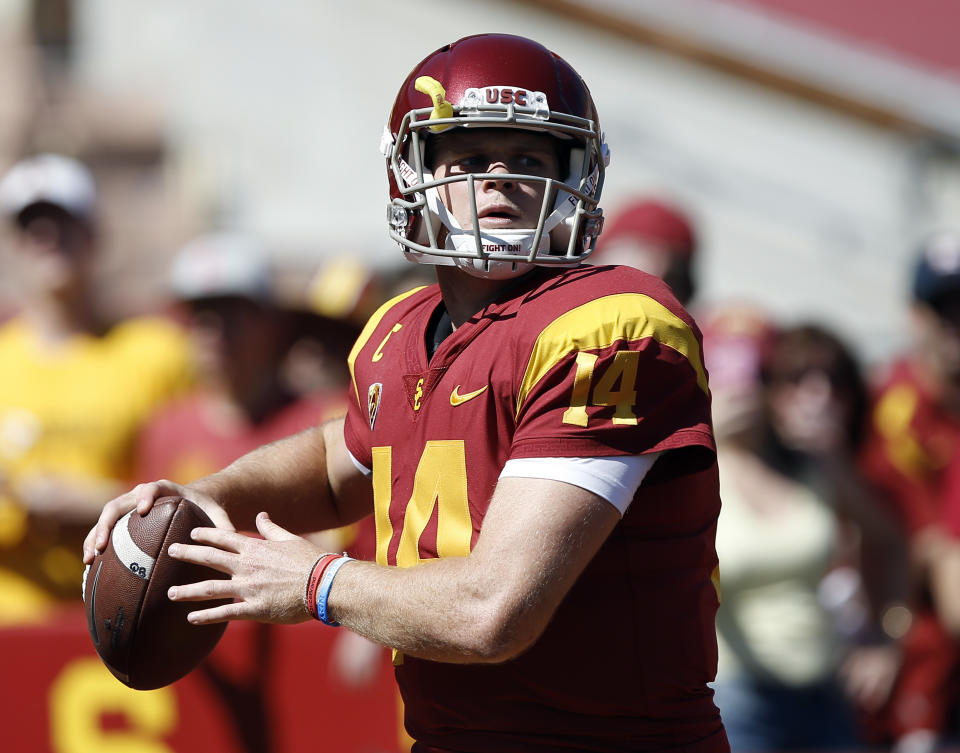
[133,232,345,485]
[0,153,192,620]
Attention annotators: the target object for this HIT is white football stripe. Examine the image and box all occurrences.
[112,511,157,580]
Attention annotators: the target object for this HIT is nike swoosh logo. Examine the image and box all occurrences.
[450,385,488,406]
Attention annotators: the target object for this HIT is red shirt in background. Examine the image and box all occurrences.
[859,357,960,739]
[134,391,347,485]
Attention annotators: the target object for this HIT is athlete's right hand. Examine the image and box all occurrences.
[82,480,234,565]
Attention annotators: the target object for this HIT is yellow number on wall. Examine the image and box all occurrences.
[50,658,176,753]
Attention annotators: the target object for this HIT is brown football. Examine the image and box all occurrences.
[82,496,231,689]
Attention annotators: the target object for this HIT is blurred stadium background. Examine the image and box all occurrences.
[0,0,958,362]
[2,2,960,751]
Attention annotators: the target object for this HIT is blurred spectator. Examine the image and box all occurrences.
[134,233,347,484]
[860,230,960,753]
[933,423,960,638]
[281,256,373,402]
[705,306,906,751]
[590,196,698,305]
[283,257,375,554]
[377,261,437,302]
[0,153,191,621]
[306,256,383,328]
[294,257,397,713]
[281,309,360,402]
[290,254,381,570]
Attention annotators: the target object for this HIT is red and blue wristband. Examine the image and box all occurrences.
[304,553,340,620]
[316,555,354,627]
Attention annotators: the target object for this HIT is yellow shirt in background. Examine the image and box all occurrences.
[0,315,192,619]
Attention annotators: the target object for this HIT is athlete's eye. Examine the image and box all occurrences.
[512,150,561,177]
[453,155,489,172]
[515,154,545,170]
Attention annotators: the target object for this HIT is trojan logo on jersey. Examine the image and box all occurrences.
[367,382,383,430]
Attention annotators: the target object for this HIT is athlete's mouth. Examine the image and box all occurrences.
[478,205,520,222]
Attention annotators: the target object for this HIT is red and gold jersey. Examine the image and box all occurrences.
[344,266,726,752]
[860,358,960,534]
[858,358,960,739]
[941,448,960,539]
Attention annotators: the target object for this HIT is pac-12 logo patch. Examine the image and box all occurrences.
[367,382,383,430]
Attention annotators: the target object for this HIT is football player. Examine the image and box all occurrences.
[85,34,728,752]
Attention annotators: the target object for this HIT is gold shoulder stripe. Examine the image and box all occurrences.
[348,286,426,407]
[516,293,708,418]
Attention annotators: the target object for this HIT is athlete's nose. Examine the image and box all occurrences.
[481,162,515,192]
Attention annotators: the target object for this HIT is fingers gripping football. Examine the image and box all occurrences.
[83,481,177,563]
[168,512,324,625]
[83,480,232,564]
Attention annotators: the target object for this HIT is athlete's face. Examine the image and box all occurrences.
[429,129,562,232]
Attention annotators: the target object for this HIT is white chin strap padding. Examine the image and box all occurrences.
[447,226,549,258]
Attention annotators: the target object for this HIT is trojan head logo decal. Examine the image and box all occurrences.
[415,76,454,132]
[367,382,383,430]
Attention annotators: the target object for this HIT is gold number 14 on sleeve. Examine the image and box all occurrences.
[562,350,640,427]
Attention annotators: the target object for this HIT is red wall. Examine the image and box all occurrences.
[1,606,406,753]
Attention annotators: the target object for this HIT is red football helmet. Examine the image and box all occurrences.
[381,34,609,279]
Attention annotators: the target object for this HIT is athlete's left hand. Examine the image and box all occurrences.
[166,511,324,625]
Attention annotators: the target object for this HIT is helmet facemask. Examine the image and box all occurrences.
[384,81,608,280]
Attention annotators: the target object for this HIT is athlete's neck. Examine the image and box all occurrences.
[435,266,535,327]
